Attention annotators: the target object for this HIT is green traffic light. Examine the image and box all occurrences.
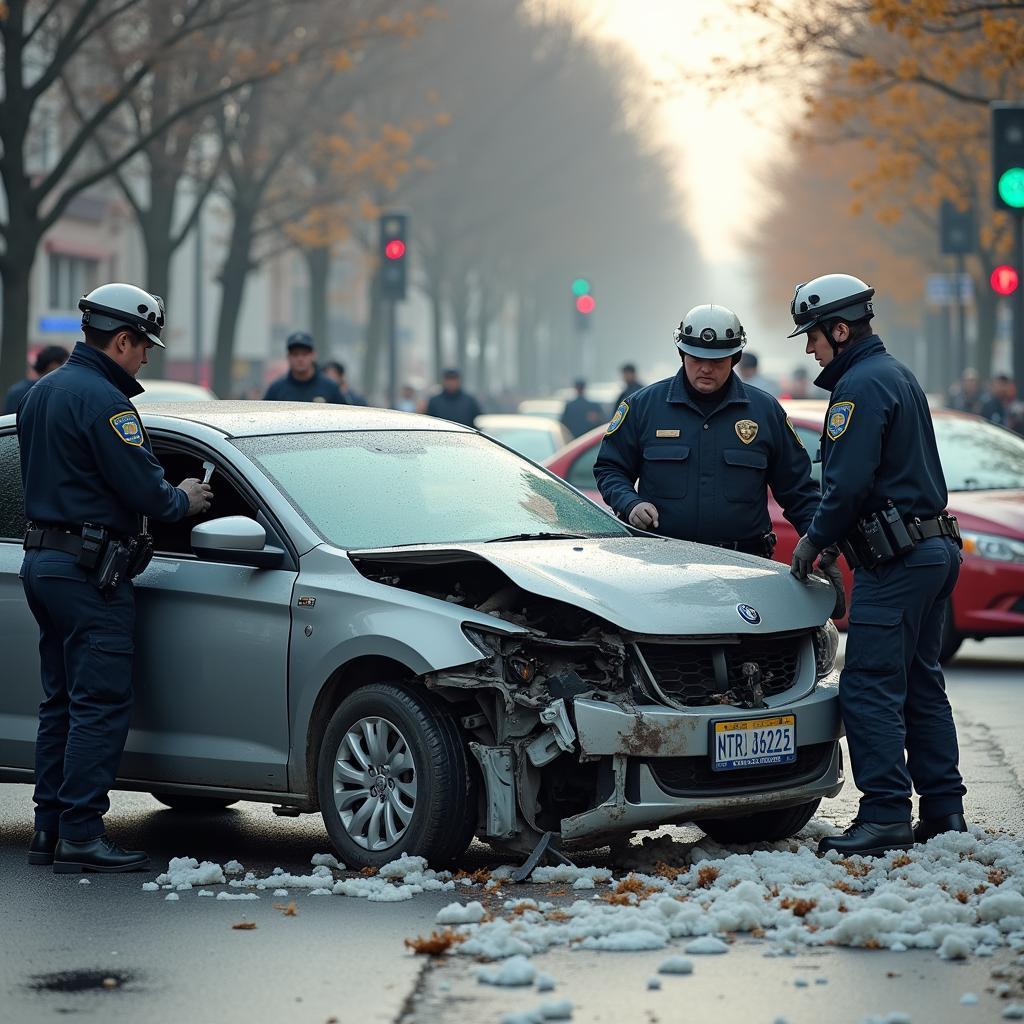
[571,277,591,297]
[998,167,1024,209]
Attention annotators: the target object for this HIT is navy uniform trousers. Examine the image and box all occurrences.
[842,536,965,824]
[20,549,135,842]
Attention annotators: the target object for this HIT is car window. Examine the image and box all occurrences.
[483,428,555,463]
[933,416,1024,490]
[0,433,26,540]
[234,430,627,549]
[567,442,601,491]
[793,424,822,485]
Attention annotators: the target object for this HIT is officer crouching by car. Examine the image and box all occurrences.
[786,274,967,858]
[17,283,213,874]
[593,304,843,612]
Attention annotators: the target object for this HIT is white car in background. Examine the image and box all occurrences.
[134,379,217,403]
[476,414,571,464]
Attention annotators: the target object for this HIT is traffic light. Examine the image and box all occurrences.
[991,264,1019,296]
[572,277,594,330]
[379,212,408,301]
[939,200,976,255]
[992,104,1024,212]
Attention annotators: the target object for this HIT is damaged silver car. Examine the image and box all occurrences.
[0,404,842,869]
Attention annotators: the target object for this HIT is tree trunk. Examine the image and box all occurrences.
[0,256,36,396]
[475,281,492,398]
[428,277,445,380]
[451,274,470,375]
[211,206,255,398]
[305,246,330,351]
[140,203,175,378]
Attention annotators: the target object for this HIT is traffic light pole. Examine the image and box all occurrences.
[955,252,967,377]
[387,297,398,411]
[1014,214,1024,398]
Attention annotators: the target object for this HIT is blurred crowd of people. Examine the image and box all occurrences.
[946,368,1024,435]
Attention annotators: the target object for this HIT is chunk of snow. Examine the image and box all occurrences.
[141,882,159,891]
[78,879,90,886]
[960,994,979,1005]
[156,857,226,887]
[579,929,666,952]
[478,955,537,987]
[684,936,729,955]
[539,1000,573,1020]
[657,956,693,975]
[647,978,661,990]
[379,854,428,878]
[436,900,486,925]
[224,860,243,874]
[1003,1006,1024,1021]
[939,934,973,960]
[311,853,343,870]
[309,888,332,896]
[164,893,179,901]
[215,892,259,901]
[536,975,556,992]
[273,889,289,897]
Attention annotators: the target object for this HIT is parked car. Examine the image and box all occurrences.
[517,398,566,419]
[476,414,571,464]
[544,401,1024,662]
[0,402,842,868]
[134,379,217,403]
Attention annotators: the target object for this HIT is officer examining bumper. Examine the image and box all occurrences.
[786,274,967,858]
[18,283,213,873]
[594,305,840,605]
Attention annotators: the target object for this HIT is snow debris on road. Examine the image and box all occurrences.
[685,936,730,955]
[224,859,243,874]
[164,893,179,901]
[1004,1006,1024,1020]
[657,956,693,975]
[960,993,979,1005]
[273,888,289,897]
[215,892,259,901]
[538,999,573,1019]
[311,853,344,870]
[478,954,538,986]
[437,900,487,924]
[861,1013,912,1024]
[646,977,661,990]
[155,857,226,888]
[78,879,90,885]
[536,975,556,992]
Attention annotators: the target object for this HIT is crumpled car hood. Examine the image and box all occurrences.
[353,536,833,635]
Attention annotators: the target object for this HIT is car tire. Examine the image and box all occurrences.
[938,600,963,664]
[316,682,477,870]
[696,798,820,845]
[152,793,238,813]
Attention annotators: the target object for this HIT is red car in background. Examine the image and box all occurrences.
[544,401,1024,663]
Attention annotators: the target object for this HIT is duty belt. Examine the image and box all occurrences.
[841,510,961,569]
[23,525,88,557]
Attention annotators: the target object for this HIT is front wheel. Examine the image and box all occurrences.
[697,799,820,845]
[316,682,477,870]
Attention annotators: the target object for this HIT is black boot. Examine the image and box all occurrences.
[28,830,58,866]
[53,835,150,874]
[817,821,914,858]
[914,813,969,844]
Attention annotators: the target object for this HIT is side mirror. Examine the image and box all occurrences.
[191,515,284,568]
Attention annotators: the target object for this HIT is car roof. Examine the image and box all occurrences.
[137,401,474,438]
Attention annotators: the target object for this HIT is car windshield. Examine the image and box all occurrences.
[933,416,1024,491]
[234,430,627,549]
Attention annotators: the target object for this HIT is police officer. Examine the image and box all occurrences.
[263,332,346,403]
[594,305,839,601]
[3,345,69,414]
[561,379,605,438]
[786,274,967,857]
[18,283,212,873]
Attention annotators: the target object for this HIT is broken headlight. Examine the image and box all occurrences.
[462,625,504,657]
[813,619,839,679]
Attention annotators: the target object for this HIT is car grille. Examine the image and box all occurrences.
[646,741,835,795]
[636,636,802,707]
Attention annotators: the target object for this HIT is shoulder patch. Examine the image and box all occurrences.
[785,416,803,446]
[109,411,144,446]
[606,400,629,436]
[826,401,855,441]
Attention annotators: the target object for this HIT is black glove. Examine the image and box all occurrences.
[790,534,821,581]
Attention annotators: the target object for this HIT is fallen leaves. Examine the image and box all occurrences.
[697,866,721,888]
[273,901,299,917]
[404,928,466,956]
[779,897,818,917]
[655,861,686,881]
[231,921,257,930]
[988,868,1009,887]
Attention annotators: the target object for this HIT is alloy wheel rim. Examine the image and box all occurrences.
[333,716,417,851]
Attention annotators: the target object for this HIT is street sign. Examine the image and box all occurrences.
[925,273,973,306]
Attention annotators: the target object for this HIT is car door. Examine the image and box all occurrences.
[117,436,297,792]
[0,429,40,773]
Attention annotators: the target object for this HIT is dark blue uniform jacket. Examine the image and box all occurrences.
[426,389,482,428]
[17,342,189,538]
[594,369,818,544]
[263,371,346,403]
[3,377,34,415]
[806,335,947,550]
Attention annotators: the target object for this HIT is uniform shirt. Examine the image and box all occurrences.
[594,368,818,544]
[17,342,189,538]
[263,371,346,403]
[425,389,482,427]
[561,396,605,438]
[806,335,948,551]
[3,377,34,415]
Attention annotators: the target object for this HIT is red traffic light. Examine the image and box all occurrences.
[991,264,1019,296]
[384,239,406,260]
[575,295,595,315]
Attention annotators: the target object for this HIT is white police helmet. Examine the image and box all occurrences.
[79,282,166,348]
[674,304,747,359]
[788,274,874,338]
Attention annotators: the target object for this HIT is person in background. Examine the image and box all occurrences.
[395,384,418,413]
[4,345,70,415]
[737,351,779,396]
[783,366,812,400]
[615,362,644,407]
[980,373,1016,429]
[561,378,605,438]
[322,361,368,406]
[425,368,482,427]
[946,368,985,416]
[263,333,345,404]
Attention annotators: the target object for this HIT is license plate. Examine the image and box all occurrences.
[711,715,797,772]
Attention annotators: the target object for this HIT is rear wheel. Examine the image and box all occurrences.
[152,793,237,813]
[316,682,477,870]
[938,600,963,664]
[697,798,820,845]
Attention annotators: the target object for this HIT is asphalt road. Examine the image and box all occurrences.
[1,637,1021,1024]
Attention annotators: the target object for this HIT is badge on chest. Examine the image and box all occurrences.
[734,419,758,444]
